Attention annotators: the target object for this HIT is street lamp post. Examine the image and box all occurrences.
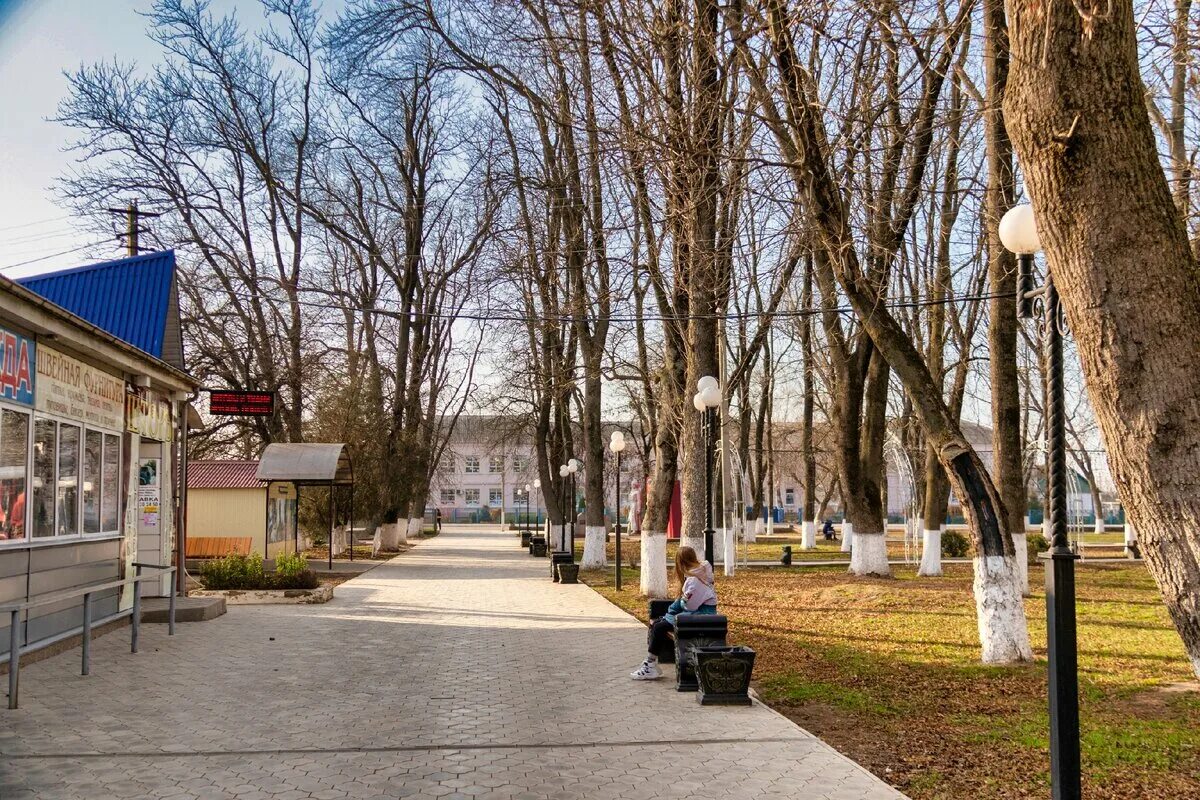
[609,431,627,590]
[693,376,721,565]
[533,478,542,533]
[567,458,580,561]
[557,464,570,555]
[1001,203,1081,800]
[524,483,532,532]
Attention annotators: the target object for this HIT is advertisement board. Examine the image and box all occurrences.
[127,388,174,442]
[35,344,123,429]
[0,325,35,406]
[209,389,274,416]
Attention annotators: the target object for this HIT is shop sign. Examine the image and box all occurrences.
[0,326,35,406]
[209,389,274,416]
[35,344,123,429]
[127,388,174,442]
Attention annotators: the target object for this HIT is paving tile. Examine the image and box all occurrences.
[0,525,904,799]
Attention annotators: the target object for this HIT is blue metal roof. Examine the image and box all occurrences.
[17,250,177,362]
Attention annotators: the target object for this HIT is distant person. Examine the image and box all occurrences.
[631,546,717,680]
[435,508,443,533]
[822,519,836,541]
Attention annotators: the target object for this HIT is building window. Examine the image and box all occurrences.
[101,434,120,532]
[488,456,503,473]
[489,488,503,506]
[784,488,796,507]
[56,423,80,536]
[83,430,102,534]
[0,407,29,542]
[440,488,455,504]
[465,456,480,474]
[464,488,480,505]
[513,456,528,472]
[31,418,56,538]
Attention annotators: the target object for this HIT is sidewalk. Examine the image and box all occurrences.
[0,525,904,800]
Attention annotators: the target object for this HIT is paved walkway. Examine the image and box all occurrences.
[0,526,904,800]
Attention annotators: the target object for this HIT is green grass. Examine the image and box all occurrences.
[580,561,1199,799]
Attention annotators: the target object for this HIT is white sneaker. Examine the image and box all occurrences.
[630,660,663,680]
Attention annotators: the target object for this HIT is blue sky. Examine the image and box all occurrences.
[0,0,268,278]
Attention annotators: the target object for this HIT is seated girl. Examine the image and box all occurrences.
[631,546,717,680]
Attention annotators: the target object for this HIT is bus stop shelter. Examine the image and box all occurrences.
[255,443,354,569]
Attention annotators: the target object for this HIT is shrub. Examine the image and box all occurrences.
[200,552,265,590]
[941,530,970,558]
[1026,532,1049,562]
[269,569,320,590]
[274,551,308,580]
[199,551,318,590]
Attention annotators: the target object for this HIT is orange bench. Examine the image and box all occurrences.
[185,537,253,558]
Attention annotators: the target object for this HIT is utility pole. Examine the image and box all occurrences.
[106,200,161,257]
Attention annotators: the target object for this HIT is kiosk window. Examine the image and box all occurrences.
[31,419,55,538]
[102,434,120,532]
[57,423,80,536]
[83,430,102,534]
[0,408,29,542]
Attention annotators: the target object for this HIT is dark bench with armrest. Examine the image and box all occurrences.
[647,601,729,689]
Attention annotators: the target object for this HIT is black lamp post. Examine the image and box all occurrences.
[567,458,580,561]
[524,483,532,532]
[693,376,721,565]
[533,477,542,533]
[557,464,569,555]
[1001,203,1081,800]
[609,430,627,590]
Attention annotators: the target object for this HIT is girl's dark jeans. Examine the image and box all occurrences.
[648,618,675,657]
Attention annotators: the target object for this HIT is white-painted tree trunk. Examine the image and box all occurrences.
[712,526,726,565]
[641,531,669,598]
[581,525,606,569]
[972,556,1034,663]
[841,521,854,552]
[554,524,571,553]
[1094,515,1106,534]
[801,520,816,549]
[378,522,401,551]
[723,522,737,576]
[406,518,422,540]
[1124,521,1137,558]
[1011,532,1030,597]
[747,518,762,543]
[681,533,705,556]
[849,531,890,576]
[917,528,943,576]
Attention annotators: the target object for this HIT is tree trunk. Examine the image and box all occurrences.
[1005,0,1200,677]
[985,0,1027,545]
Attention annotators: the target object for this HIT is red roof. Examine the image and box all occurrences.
[188,460,261,489]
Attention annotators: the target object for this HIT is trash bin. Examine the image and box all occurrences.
[780,545,792,566]
[695,646,756,706]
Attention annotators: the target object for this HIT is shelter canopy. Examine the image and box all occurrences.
[255,443,352,485]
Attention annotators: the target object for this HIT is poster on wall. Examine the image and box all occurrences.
[35,344,123,429]
[0,325,35,406]
[138,458,160,528]
[127,388,174,442]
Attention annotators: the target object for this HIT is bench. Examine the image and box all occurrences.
[185,537,252,558]
[647,601,730,689]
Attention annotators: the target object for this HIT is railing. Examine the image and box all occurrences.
[2,562,177,710]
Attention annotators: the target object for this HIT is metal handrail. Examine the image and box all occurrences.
[4,563,178,709]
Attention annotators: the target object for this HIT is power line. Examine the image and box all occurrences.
[193,279,1016,325]
[0,239,117,273]
[0,214,72,233]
